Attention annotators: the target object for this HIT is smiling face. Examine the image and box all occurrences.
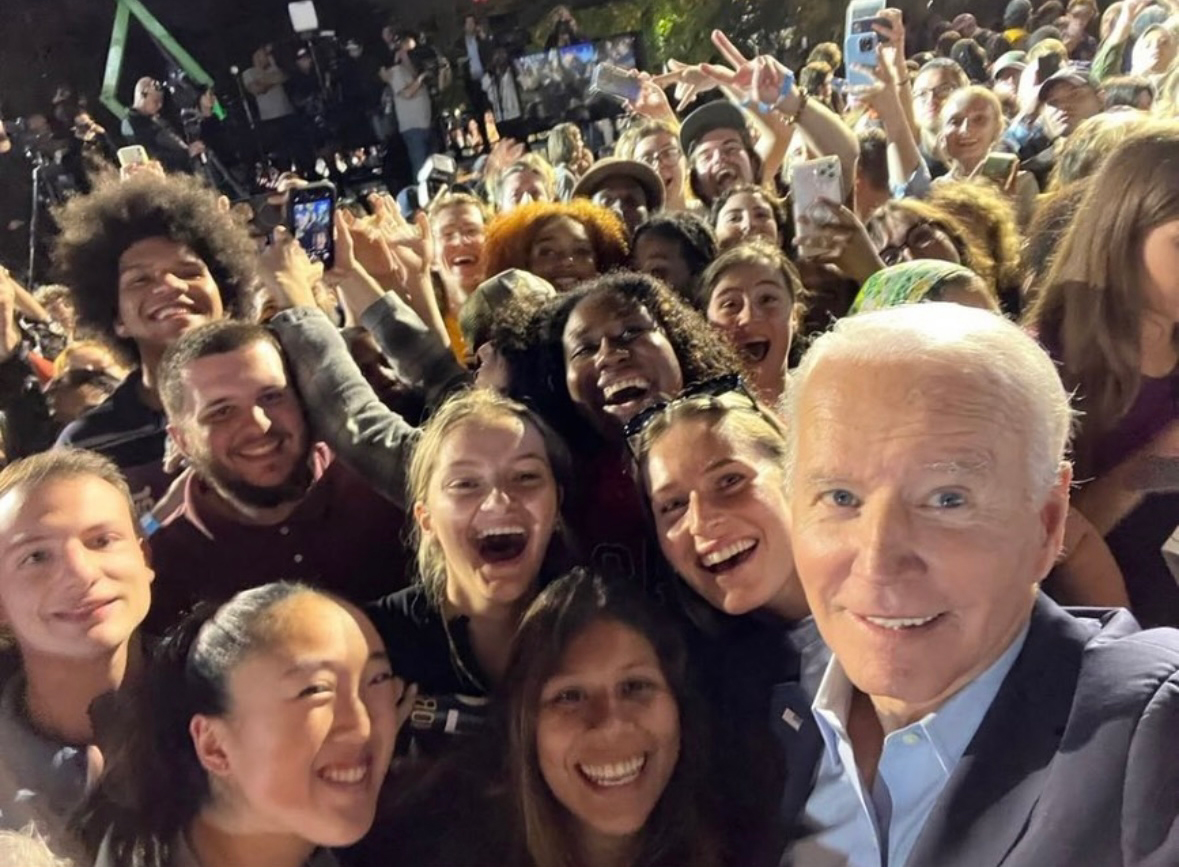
[0,475,153,661]
[632,131,685,203]
[715,192,778,249]
[690,129,754,203]
[528,216,599,292]
[415,417,559,615]
[169,341,312,511]
[563,292,684,436]
[432,203,487,294]
[940,92,1001,172]
[536,618,680,849]
[643,416,803,618]
[706,262,793,397]
[788,356,1068,720]
[116,237,225,356]
[195,593,400,847]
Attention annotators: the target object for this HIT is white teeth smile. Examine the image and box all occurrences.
[451,255,477,265]
[477,525,527,539]
[319,764,368,784]
[863,614,940,630]
[701,538,756,567]
[150,304,195,321]
[579,755,646,787]
[238,439,281,458]
[602,377,650,401]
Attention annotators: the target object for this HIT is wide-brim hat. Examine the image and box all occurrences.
[572,158,666,211]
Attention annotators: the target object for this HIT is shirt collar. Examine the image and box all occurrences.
[175,443,332,540]
[811,620,1030,769]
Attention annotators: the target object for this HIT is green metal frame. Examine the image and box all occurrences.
[99,0,219,120]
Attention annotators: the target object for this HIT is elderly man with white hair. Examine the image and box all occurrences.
[774,303,1179,867]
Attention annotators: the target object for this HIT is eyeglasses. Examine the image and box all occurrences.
[623,373,771,459]
[875,221,952,266]
[637,143,682,168]
[913,82,957,104]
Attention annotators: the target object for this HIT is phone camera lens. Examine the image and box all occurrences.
[859,36,874,50]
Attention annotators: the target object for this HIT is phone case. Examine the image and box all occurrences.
[844,31,879,87]
[791,156,843,229]
[591,63,641,103]
[845,0,886,31]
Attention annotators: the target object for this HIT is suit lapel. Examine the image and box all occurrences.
[774,619,830,831]
[905,596,1094,867]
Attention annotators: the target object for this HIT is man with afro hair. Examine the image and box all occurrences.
[47,171,256,509]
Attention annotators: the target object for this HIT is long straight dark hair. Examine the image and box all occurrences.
[503,568,723,867]
[74,582,314,866]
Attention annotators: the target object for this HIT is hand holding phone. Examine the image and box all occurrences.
[287,181,337,270]
[590,62,642,104]
[976,152,1019,188]
[791,156,844,230]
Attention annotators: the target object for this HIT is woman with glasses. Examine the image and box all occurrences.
[865,198,997,290]
[616,118,691,213]
[910,58,969,180]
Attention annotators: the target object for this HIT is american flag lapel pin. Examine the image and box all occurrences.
[781,708,804,731]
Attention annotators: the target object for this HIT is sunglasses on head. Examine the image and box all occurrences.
[624,373,770,458]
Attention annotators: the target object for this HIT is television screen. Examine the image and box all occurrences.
[513,34,638,124]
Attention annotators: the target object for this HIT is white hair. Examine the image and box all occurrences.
[783,303,1076,498]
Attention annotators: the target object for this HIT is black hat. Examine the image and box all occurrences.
[679,100,753,157]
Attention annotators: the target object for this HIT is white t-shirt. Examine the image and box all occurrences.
[243,66,294,121]
[390,63,432,132]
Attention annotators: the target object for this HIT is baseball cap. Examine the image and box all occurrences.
[992,50,1027,78]
[1038,64,1096,102]
[679,100,754,158]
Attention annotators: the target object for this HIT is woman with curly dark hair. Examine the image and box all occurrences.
[44,171,257,502]
[482,200,629,292]
[523,271,741,586]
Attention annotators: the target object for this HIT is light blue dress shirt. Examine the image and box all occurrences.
[787,625,1029,867]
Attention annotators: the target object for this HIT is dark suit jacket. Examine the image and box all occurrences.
[774,595,1179,866]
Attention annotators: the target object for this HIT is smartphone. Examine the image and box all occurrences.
[116,145,149,169]
[590,62,641,104]
[1037,53,1062,83]
[287,181,336,270]
[978,151,1019,187]
[791,156,843,230]
[844,30,880,87]
[845,0,886,32]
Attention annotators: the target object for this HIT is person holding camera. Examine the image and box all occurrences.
[123,77,204,175]
[386,31,435,179]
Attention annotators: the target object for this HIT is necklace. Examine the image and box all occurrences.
[439,611,486,693]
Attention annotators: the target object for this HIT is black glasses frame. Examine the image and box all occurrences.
[623,373,764,458]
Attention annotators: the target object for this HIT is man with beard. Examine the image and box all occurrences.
[146,320,408,634]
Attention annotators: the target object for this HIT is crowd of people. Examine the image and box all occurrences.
[0,0,1177,865]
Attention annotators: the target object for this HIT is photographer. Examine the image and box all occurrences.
[123,77,204,174]
[386,31,435,178]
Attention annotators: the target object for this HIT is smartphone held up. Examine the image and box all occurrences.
[287,181,336,271]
